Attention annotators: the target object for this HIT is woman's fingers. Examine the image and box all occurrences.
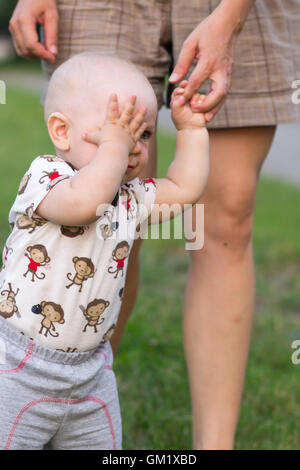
[169,36,198,83]
[43,6,59,56]
[182,56,211,100]
[189,69,229,113]
[9,0,58,61]
[204,98,226,122]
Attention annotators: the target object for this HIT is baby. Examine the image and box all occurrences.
[0,52,209,450]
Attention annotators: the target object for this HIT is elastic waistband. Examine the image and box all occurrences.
[0,317,103,365]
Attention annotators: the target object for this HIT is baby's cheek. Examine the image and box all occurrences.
[76,139,98,167]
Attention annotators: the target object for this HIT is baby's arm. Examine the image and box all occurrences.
[151,82,209,223]
[36,94,147,225]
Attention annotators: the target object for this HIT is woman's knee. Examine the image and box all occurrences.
[193,180,256,258]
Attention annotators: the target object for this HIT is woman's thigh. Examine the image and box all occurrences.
[193,126,276,253]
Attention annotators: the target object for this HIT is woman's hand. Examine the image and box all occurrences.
[169,4,242,122]
[9,0,58,62]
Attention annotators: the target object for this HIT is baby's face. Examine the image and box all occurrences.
[67,88,157,184]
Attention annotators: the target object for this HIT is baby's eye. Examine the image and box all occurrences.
[140,130,152,141]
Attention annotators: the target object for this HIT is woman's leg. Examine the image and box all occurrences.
[183,126,276,449]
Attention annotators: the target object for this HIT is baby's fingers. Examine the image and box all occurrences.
[171,80,188,100]
[82,129,101,145]
[130,106,147,135]
[134,122,147,142]
[119,95,136,127]
[106,93,120,122]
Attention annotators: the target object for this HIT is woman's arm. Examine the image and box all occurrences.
[169,0,256,122]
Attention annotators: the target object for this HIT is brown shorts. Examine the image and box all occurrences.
[43,0,300,128]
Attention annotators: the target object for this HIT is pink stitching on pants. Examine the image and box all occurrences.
[4,396,116,450]
[96,349,112,369]
[0,340,33,375]
[95,349,107,360]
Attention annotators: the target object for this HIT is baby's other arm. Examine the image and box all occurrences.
[151,82,209,223]
[36,95,147,225]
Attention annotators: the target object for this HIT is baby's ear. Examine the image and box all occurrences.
[47,112,71,151]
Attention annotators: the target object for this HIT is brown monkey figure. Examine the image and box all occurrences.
[17,204,48,234]
[101,324,116,343]
[108,241,130,279]
[60,225,85,238]
[23,244,51,282]
[79,299,110,333]
[39,169,69,190]
[66,257,95,292]
[0,283,20,319]
[39,155,64,163]
[18,173,32,195]
[139,177,156,192]
[56,347,78,352]
[120,188,137,220]
[0,245,13,271]
[38,301,65,337]
[98,209,119,240]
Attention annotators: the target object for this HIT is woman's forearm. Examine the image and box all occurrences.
[216,0,256,34]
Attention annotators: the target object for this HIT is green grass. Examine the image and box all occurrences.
[1,87,300,449]
[0,56,45,73]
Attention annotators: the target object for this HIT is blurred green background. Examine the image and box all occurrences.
[1,0,300,450]
[0,0,15,32]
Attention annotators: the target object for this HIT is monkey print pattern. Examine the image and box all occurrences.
[32,301,65,337]
[17,173,31,195]
[98,209,119,240]
[60,225,85,238]
[38,169,70,191]
[0,283,20,319]
[120,188,137,220]
[16,204,48,233]
[101,324,116,343]
[1,245,13,272]
[39,155,64,163]
[79,299,110,333]
[139,177,156,192]
[108,241,130,279]
[66,257,95,292]
[23,244,51,282]
[56,347,78,353]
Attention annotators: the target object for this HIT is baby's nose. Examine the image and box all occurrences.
[131,141,141,154]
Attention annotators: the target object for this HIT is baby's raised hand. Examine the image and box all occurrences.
[171,80,207,130]
[82,94,148,152]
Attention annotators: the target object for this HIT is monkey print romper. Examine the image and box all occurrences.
[0,155,156,449]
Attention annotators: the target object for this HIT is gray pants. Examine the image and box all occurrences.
[0,317,122,450]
